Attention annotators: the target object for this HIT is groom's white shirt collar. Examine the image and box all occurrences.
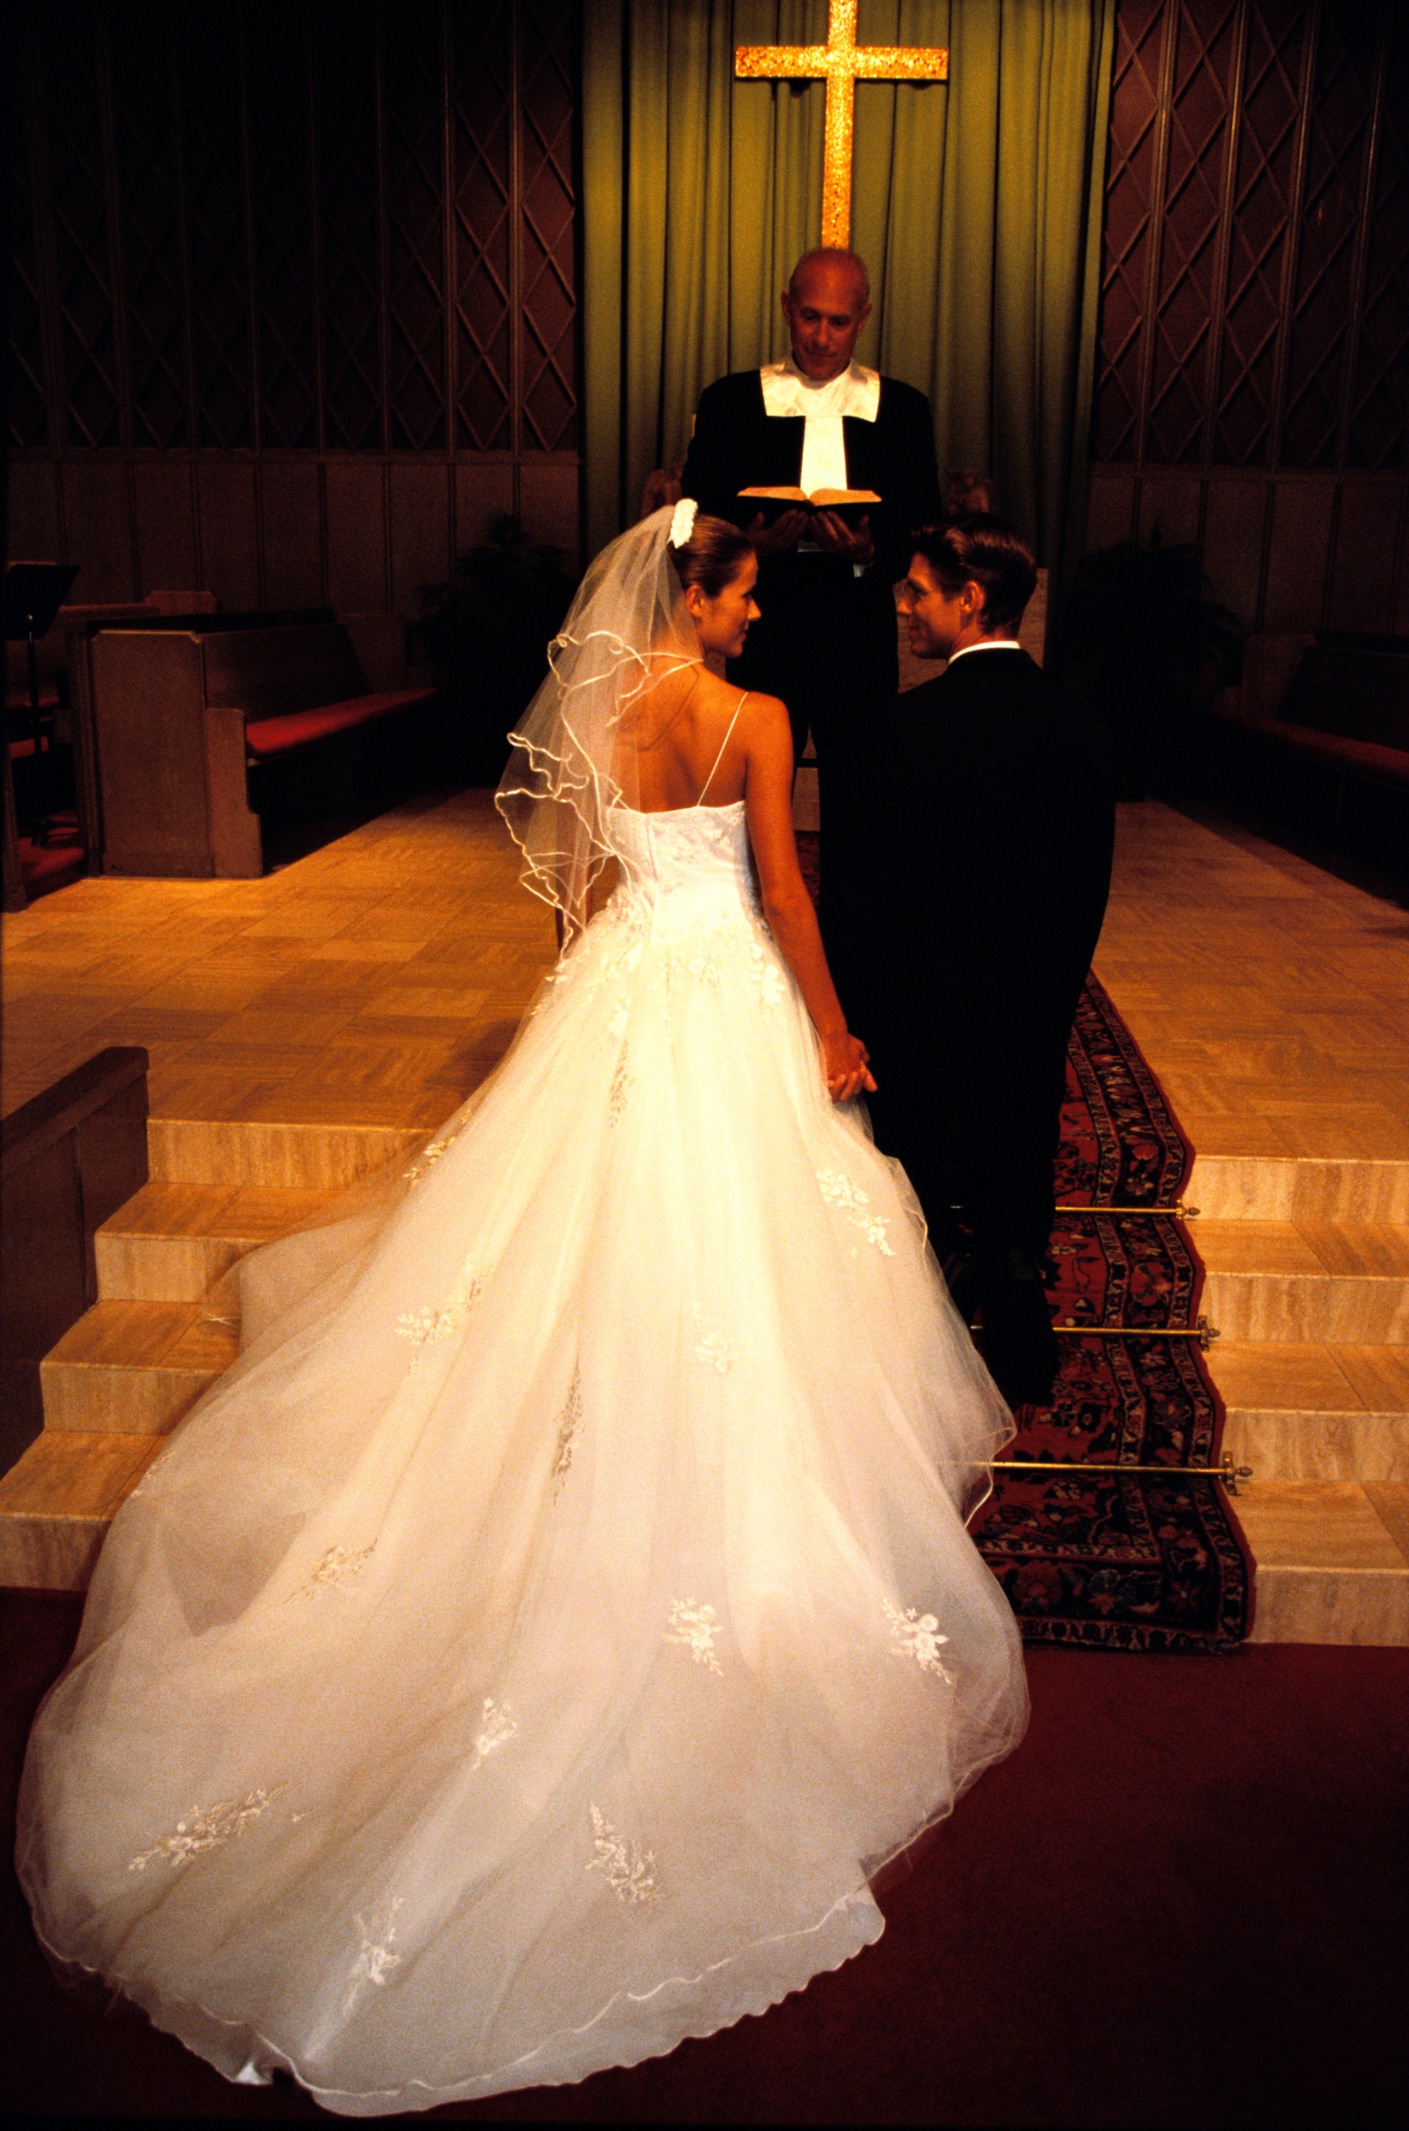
[944,639,1022,668]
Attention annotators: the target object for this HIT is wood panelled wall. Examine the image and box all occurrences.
[1088,0,1409,633]
[5,0,579,620]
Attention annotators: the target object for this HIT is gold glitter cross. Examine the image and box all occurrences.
[736,2,948,247]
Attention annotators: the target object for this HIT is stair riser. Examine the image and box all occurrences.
[148,1118,424,1190]
[0,1517,107,1593]
[1189,1157,1409,1224]
[1223,1410,1409,1483]
[40,1362,219,1435]
[1204,1274,1409,1344]
[1248,1565,1409,1646]
[95,1231,248,1304]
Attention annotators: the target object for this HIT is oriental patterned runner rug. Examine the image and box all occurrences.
[796,831,1253,1652]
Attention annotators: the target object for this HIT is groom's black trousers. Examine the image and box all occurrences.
[861,1003,1078,1267]
[829,651,1115,1273]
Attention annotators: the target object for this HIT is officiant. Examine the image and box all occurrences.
[680,249,941,904]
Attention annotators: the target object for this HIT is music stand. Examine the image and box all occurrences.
[5,562,80,753]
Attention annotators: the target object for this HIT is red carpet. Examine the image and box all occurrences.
[5,1591,1406,2125]
[970,977,1252,1651]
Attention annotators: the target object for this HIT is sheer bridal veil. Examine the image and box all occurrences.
[495,502,702,939]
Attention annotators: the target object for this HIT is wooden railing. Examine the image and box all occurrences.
[0,1048,148,1475]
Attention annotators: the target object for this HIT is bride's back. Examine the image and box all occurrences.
[615,663,749,813]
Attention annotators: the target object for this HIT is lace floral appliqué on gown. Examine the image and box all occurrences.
[19,796,1027,2114]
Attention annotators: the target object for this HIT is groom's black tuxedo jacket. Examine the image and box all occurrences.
[681,370,942,719]
[838,646,1115,1093]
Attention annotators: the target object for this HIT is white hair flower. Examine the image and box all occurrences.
[669,497,698,549]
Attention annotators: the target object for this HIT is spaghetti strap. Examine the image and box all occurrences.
[697,690,749,806]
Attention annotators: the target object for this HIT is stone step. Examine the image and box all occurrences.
[1197,1219,1409,1344]
[148,1115,427,1191]
[1235,1478,1409,1646]
[95,1181,340,1304]
[0,1430,162,1591]
[1187,1154,1409,1223]
[40,1301,238,1435]
[1214,1340,1409,1482]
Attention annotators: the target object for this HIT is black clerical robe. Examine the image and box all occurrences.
[837,646,1115,1265]
[680,370,941,761]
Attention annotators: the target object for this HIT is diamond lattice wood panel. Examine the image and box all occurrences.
[111,14,191,451]
[1280,7,1380,469]
[248,12,318,452]
[8,0,578,474]
[175,12,255,451]
[7,22,50,451]
[1213,4,1309,465]
[1349,12,1409,471]
[518,0,578,453]
[1095,0,1167,463]
[313,1,384,451]
[1145,0,1240,466]
[451,4,514,452]
[1095,0,1407,476]
[383,0,448,454]
[40,6,122,449]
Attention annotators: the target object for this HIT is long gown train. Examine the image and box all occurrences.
[18,798,1028,2113]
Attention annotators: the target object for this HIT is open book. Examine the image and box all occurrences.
[738,486,880,527]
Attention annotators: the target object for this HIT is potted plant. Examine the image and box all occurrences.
[416,517,577,785]
[1057,530,1243,800]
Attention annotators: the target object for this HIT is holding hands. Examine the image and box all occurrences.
[821,1028,877,1103]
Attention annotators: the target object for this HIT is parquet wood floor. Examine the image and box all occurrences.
[1,792,558,1131]
[7,794,1400,1167]
[1095,803,1409,1173]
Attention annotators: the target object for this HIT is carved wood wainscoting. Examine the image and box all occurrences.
[1086,467,1409,637]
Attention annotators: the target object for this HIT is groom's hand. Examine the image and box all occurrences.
[749,508,810,559]
[812,510,874,567]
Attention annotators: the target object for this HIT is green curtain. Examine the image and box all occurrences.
[581,0,1115,583]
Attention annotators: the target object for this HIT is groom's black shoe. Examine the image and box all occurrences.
[975,1247,1059,1409]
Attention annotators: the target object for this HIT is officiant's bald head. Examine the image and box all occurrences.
[782,250,872,382]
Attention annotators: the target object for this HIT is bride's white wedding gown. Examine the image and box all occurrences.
[19,797,1027,2114]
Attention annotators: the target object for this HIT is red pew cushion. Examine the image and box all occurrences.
[244,687,436,759]
[1214,708,1409,790]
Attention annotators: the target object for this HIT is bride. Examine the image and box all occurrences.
[18,502,1027,2114]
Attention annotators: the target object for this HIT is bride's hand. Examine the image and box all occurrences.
[821,1029,877,1103]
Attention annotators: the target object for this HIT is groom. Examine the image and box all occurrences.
[680,249,941,902]
[837,515,1115,1408]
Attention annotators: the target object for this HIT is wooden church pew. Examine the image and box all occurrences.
[90,615,437,877]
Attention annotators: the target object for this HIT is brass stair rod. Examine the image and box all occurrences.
[969,1319,1218,1346]
[991,1450,1252,1493]
[1053,1324,1212,1338]
[1053,1203,1200,1218]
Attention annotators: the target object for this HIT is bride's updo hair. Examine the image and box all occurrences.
[669,512,755,598]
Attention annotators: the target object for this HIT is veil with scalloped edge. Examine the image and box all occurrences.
[495,506,702,940]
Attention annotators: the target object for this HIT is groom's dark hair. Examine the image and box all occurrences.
[910,514,1038,629]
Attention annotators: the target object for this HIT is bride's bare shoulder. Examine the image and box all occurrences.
[694,671,785,724]
[733,687,790,739]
